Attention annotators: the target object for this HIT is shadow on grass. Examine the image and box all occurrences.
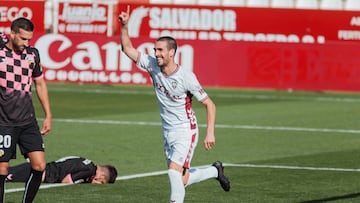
[299,193,360,203]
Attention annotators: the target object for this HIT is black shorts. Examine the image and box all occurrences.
[0,120,44,162]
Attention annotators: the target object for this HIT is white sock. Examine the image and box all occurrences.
[168,169,185,203]
[186,166,218,187]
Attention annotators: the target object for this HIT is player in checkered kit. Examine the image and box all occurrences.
[0,18,52,203]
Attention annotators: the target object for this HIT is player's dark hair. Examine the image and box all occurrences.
[104,165,118,184]
[11,17,34,33]
[157,36,177,53]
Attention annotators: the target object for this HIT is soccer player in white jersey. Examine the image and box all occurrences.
[119,6,230,203]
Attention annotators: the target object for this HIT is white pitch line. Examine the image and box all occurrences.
[6,163,360,194]
[115,164,360,182]
[116,170,167,180]
[48,87,360,103]
[5,183,70,193]
[116,165,211,181]
[224,163,360,172]
[51,118,360,134]
[214,124,360,134]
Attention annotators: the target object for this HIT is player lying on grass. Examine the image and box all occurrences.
[6,156,118,184]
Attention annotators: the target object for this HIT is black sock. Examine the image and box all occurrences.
[0,175,6,203]
[22,169,43,203]
[8,162,32,182]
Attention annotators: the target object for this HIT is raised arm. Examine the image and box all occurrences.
[119,5,139,62]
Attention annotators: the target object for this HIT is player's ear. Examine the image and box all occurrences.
[10,31,15,39]
[169,49,175,57]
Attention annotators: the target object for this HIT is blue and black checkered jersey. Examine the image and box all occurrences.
[0,33,43,126]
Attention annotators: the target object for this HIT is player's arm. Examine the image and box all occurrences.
[66,159,96,183]
[119,5,138,62]
[201,97,216,150]
[34,78,52,136]
[61,174,74,184]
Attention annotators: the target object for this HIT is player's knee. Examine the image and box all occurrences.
[31,162,46,172]
[182,176,188,186]
[168,161,185,172]
[0,162,9,175]
[182,169,189,185]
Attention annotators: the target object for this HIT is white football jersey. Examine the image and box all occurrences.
[136,52,208,130]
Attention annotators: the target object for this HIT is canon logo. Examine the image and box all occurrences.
[34,34,194,83]
[0,6,33,22]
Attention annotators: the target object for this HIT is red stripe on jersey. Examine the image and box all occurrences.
[185,94,197,130]
[183,133,196,169]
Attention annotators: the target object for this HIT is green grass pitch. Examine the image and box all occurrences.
[4,83,360,202]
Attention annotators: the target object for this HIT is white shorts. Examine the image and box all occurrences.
[163,128,198,169]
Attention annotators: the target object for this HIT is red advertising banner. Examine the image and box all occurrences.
[115,4,360,43]
[33,32,360,92]
[193,40,360,92]
[0,0,45,34]
[5,2,360,92]
[52,0,119,36]
[34,33,142,84]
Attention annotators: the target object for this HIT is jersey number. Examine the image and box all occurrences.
[0,135,11,148]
